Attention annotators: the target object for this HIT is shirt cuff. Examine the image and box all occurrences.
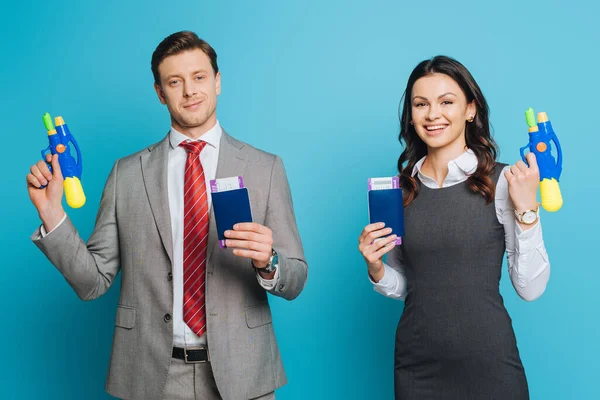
[39,213,68,238]
[515,218,543,253]
[255,265,280,290]
[369,263,396,288]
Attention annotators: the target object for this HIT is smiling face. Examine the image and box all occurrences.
[154,49,221,138]
[410,73,476,154]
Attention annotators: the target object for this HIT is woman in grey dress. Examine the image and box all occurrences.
[358,56,550,399]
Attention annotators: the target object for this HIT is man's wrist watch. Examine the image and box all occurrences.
[259,249,279,274]
[514,206,539,225]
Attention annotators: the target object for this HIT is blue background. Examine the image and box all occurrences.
[1,0,598,398]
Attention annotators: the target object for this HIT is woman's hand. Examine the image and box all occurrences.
[358,223,397,282]
[504,152,540,222]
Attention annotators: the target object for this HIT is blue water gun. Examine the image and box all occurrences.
[520,108,562,212]
[41,113,86,208]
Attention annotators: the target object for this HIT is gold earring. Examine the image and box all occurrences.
[467,116,474,123]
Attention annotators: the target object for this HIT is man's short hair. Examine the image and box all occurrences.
[151,31,218,86]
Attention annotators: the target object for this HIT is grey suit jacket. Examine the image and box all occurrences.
[33,131,308,400]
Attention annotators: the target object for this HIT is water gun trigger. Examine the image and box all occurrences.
[520,145,530,165]
[39,147,54,188]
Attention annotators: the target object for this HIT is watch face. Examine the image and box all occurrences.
[522,211,537,224]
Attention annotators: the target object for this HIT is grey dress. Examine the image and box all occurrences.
[394,164,529,400]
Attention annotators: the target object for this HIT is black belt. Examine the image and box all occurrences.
[172,346,210,363]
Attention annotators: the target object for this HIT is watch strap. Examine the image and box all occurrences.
[514,206,539,224]
[258,249,278,274]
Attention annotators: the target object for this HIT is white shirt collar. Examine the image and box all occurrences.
[411,149,478,188]
[169,120,222,150]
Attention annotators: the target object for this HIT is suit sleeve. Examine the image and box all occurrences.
[263,156,308,300]
[31,160,121,301]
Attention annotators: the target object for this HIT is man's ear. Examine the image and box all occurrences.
[215,72,221,96]
[154,83,167,105]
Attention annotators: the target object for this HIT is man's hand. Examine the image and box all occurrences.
[26,153,65,232]
[225,223,275,277]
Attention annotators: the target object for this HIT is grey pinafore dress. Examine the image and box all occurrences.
[393,164,529,399]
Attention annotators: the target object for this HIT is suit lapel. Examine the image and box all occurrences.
[206,131,247,268]
[141,135,174,266]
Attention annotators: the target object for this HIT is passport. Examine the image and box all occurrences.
[210,177,253,248]
[368,177,405,244]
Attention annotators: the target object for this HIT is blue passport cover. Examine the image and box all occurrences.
[368,189,405,237]
[211,188,253,241]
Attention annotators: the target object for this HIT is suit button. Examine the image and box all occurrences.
[167,272,173,281]
[164,313,172,323]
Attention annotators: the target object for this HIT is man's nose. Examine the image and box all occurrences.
[183,81,197,98]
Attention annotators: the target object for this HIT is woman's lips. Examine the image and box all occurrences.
[424,124,448,136]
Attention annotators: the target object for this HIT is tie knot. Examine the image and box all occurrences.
[179,140,207,155]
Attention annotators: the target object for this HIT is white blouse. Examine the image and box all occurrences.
[372,149,550,302]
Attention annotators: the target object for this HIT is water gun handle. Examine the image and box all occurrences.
[69,134,83,178]
[551,133,562,175]
[538,131,563,212]
[63,133,86,208]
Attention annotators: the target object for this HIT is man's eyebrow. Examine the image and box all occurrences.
[165,70,209,80]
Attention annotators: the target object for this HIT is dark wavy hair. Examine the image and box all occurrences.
[397,55,499,206]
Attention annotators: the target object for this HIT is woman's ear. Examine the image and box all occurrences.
[466,101,476,122]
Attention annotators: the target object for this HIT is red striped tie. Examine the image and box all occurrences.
[180,140,209,337]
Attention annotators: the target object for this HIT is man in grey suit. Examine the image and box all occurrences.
[26,31,307,400]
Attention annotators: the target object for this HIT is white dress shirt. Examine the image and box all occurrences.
[167,121,281,346]
[372,149,550,302]
[40,120,279,348]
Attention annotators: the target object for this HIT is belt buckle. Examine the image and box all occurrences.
[184,346,209,364]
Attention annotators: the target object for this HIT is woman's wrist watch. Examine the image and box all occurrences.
[514,206,540,225]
